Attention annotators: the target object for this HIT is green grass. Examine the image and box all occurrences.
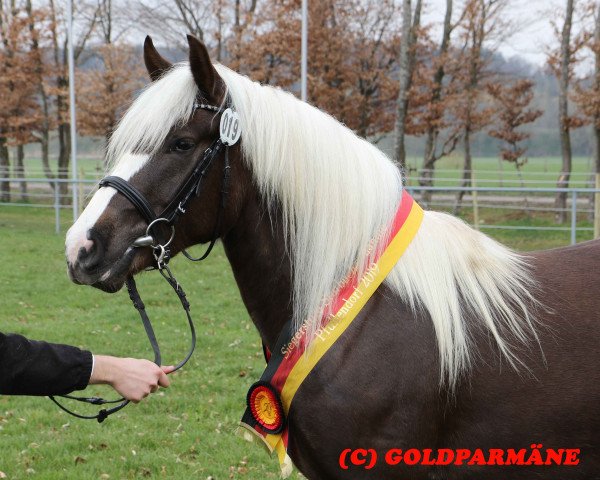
[403,155,595,188]
[10,154,598,184]
[0,207,286,479]
[0,203,593,479]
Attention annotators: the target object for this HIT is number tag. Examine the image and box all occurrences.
[219,108,242,146]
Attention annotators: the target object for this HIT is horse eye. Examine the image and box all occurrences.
[170,139,195,152]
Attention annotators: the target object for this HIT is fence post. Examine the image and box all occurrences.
[571,190,577,245]
[54,180,60,234]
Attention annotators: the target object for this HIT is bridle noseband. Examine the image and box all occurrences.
[50,100,238,422]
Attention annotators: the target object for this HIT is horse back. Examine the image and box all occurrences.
[287,240,600,479]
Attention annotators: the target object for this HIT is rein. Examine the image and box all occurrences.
[51,100,238,423]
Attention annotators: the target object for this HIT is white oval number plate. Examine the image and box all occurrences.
[219,108,242,146]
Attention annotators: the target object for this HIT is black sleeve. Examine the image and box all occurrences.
[0,332,93,396]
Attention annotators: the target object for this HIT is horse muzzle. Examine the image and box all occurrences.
[67,231,140,292]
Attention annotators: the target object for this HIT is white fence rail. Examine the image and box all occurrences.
[1,178,600,245]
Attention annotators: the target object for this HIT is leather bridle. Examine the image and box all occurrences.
[50,100,235,422]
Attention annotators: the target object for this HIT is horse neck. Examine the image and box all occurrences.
[221,191,292,350]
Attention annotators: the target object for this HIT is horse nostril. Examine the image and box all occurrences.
[77,230,105,272]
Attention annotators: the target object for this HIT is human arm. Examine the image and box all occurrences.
[0,332,174,400]
[0,331,92,396]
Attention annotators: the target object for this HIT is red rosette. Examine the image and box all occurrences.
[247,382,285,434]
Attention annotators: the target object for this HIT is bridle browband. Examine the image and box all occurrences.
[50,100,234,422]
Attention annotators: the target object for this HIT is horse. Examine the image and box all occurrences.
[65,35,600,479]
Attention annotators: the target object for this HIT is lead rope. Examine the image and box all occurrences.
[48,265,196,423]
[50,102,238,423]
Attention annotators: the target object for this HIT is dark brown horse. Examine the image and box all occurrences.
[65,36,599,479]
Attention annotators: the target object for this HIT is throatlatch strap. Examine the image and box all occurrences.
[182,146,231,261]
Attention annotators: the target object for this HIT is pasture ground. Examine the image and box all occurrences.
[0,207,282,479]
[0,199,595,479]
[15,155,596,186]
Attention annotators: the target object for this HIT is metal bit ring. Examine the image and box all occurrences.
[146,218,175,249]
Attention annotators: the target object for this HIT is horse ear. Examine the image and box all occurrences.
[144,36,172,81]
[187,34,225,103]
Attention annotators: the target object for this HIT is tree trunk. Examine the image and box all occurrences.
[555,0,574,224]
[26,0,55,191]
[0,140,10,203]
[420,0,453,205]
[421,132,437,205]
[216,0,223,62]
[454,127,472,214]
[595,2,600,177]
[455,0,487,214]
[15,145,27,202]
[593,2,600,232]
[393,0,421,169]
[38,96,55,192]
[40,128,54,190]
[57,122,71,205]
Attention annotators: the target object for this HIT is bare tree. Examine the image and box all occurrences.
[393,0,422,169]
[452,0,507,213]
[555,0,576,223]
[593,3,600,187]
[47,0,98,203]
[571,1,600,229]
[133,0,213,52]
[418,0,463,204]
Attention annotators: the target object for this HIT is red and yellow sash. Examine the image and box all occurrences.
[240,190,424,476]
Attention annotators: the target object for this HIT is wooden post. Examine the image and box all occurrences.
[471,170,479,230]
[595,173,600,238]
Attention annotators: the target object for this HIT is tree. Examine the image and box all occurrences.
[571,1,600,231]
[25,0,58,191]
[452,0,508,213]
[76,43,145,149]
[133,0,217,52]
[487,79,543,191]
[408,0,464,205]
[240,0,400,137]
[547,0,589,223]
[393,0,422,168]
[77,1,145,158]
[0,0,42,202]
[46,0,98,203]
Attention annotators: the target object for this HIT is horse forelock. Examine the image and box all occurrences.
[105,63,200,172]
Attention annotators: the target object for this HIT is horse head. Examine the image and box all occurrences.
[65,36,249,293]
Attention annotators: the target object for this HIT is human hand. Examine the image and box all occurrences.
[89,355,175,403]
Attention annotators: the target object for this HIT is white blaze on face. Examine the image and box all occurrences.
[65,153,150,265]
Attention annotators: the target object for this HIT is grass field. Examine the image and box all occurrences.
[0,201,594,479]
[402,155,596,188]
[0,207,285,479]
[10,154,598,185]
